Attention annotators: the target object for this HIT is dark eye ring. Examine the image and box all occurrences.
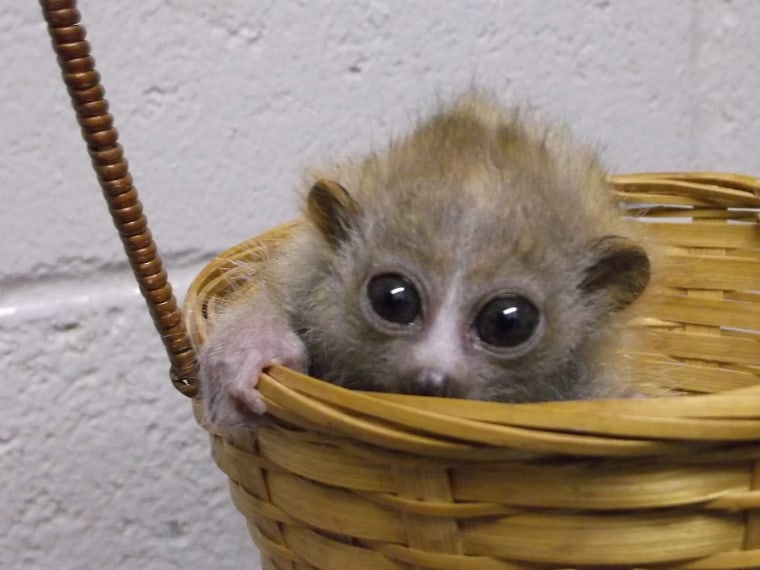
[367,273,421,326]
[474,294,540,348]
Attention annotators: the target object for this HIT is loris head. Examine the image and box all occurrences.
[290,93,650,402]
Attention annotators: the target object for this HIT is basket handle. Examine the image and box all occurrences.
[40,0,198,397]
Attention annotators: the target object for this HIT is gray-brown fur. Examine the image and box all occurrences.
[199,91,650,428]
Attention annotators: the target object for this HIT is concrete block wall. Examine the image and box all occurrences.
[2,1,759,568]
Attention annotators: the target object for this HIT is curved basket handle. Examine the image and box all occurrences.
[40,0,198,397]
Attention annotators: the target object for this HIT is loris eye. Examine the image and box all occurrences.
[367,274,421,325]
[475,295,539,348]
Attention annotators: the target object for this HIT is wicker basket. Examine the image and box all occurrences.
[183,172,760,569]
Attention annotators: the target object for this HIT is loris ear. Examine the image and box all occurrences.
[580,235,651,311]
[306,179,361,249]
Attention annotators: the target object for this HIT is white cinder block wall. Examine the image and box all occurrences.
[3,1,759,568]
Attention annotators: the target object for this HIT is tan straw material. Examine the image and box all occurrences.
[184,173,760,569]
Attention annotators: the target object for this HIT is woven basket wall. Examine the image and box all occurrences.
[184,172,760,570]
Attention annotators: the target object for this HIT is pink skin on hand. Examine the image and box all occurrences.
[199,310,308,428]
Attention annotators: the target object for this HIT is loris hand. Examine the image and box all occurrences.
[198,310,308,429]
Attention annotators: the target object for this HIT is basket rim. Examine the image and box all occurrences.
[185,172,760,458]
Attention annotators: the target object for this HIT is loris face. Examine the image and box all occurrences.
[295,173,650,403]
[287,95,650,403]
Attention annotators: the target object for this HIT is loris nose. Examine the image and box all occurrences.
[411,369,449,397]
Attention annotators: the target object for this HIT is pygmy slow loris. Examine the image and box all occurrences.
[199,91,651,428]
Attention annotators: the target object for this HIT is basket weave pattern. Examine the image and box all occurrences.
[185,173,760,569]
